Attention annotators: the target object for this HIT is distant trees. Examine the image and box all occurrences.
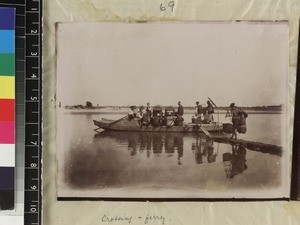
[86,101,93,108]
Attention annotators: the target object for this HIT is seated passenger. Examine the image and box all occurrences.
[128,106,135,119]
[137,106,146,125]
[152,113,161,127]
[192,114,197,123]
[137,106,145,118]
[140,114,149,126]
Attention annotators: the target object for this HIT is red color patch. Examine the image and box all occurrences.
[0,99,14,121]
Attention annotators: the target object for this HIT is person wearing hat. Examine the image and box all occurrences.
[230,103,239,139]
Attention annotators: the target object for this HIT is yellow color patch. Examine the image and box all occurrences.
[0,76,15,99]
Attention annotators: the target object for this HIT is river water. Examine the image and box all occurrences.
[57,110,288,198]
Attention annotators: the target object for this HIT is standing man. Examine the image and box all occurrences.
[195,101,203,121]
[176,101,184,126]
[177,101,184,116]
[206,101,214,123]
[146,102,152,115]
[230,103,239,139]
[146,102,152,125]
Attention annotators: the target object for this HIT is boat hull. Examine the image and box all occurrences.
[93,116,223,133]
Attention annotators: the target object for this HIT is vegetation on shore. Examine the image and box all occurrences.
[61,101,283,113]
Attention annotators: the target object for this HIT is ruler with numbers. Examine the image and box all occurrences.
[0,0,42,224]
[24,0,42,224]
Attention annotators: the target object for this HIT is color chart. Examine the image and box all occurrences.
[0,7,15,210]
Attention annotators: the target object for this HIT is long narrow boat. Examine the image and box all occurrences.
[93,116,223,133]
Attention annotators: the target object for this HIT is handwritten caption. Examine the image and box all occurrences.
[101,214,166,225]
[160,1,175,12]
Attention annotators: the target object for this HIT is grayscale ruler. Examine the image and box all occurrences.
[0,0,42,225]
[24,0,42,224]
[0,0,26,223]
[0,0,42,224]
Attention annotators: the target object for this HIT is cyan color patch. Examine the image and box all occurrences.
[0,30,14,53]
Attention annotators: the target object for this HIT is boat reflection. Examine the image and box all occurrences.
[191,137,217,164]
[94,131,247,178]
[95,131,185,165]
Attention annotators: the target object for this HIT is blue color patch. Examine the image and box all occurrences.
[0,8,15,30]
[0,30,14,53]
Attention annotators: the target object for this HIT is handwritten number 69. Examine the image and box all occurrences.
[160,1,175,12]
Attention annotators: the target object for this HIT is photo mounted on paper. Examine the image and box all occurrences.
[56,22,289,199]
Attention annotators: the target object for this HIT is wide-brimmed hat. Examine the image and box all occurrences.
[230,103,235,108]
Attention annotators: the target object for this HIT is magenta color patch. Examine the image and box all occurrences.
[0,121,14,144]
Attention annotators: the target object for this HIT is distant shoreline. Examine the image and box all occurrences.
[61,109,283,115]
[62,104,283,112]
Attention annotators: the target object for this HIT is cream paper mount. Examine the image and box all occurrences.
[43,0,300,224]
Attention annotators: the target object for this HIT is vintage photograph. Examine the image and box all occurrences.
[56,22,289,198]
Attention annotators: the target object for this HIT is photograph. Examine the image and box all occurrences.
[56,22,289,199]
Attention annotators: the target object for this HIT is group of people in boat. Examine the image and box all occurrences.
[192,101,215,124]
[127,100,247,138]
[128,100,216,127]
[128,101,186,127]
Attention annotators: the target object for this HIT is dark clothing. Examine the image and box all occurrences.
[178,105,184,116]
[196,105,203,114]
[152,115,161,127]
[175,115,184,126]
[231,107,240,128]
[146,107,152,117]
[207,104,214,114]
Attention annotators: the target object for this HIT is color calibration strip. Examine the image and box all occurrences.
[0,7,15,210]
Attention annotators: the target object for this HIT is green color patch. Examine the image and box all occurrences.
[0,54,15,76]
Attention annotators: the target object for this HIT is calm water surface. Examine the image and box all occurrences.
[57,110,285,198]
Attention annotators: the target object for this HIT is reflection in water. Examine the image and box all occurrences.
[192,137,217,164]
[223,144,247,179]
[95,131,185,165]
[94,131,248,178]
[58,112,283,197]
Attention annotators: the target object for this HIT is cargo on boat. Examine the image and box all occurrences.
[93,116,223,133]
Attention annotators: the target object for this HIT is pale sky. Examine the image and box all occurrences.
[56,22,289,107]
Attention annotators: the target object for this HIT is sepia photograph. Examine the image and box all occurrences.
[56,22,289,199]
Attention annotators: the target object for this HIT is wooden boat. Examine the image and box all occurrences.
[93,116,223,133]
